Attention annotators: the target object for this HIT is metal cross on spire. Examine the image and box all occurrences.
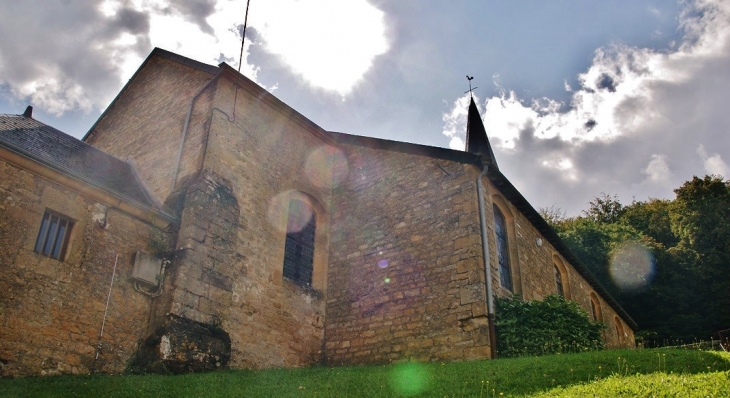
[465,75,478,98]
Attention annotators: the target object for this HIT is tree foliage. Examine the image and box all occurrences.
[495,295,604,357]
[583,193,625,224]
[554,176,730,345]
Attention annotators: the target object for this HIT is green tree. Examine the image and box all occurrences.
[551,179,729,344]
[582,193,625,224]
[620,199,678,248]
[538,204,566,228]
[670,176,730,334]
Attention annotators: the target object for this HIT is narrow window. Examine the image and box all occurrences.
[590,293,602,322]
[34,210,74,261]
[555,265,564,296]
[493,205,512,290]
[614,317,625,344]
[283,199,315,286]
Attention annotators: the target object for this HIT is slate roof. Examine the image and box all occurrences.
[466,97,499,170]
[0,113,172,219]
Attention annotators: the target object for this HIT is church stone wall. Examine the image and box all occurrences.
[0,158,170,377]
[159,75,334,369]
[85,54,216,204]
[325,145,492,365]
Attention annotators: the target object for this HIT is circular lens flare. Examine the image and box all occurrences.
[305,146,349,188]
[267,191,314,233]
[389,362,430,396]
[609,241,655,291]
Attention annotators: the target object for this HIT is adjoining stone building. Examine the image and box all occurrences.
[0,48,635,377]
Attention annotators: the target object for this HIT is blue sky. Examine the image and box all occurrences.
[1,0,728,215]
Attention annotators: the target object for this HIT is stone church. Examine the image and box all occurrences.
[0,48,635,376]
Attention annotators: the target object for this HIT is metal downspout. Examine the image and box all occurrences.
[170,69,225,193]
[476,164,497,358]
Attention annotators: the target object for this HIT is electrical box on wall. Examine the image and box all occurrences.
[132,251,162,286]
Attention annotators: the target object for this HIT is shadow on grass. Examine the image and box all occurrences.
[1,349,729,398]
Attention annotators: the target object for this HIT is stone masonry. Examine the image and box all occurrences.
[325,142,491,364]
[0,158,170,376]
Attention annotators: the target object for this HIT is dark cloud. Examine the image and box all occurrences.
[584,119,597,130]
[110,8,150,35]
[0,1,152,115]
[166,0,217,34]
[596,73,617,92]
[217,52,235,64]
[244,26,260,43]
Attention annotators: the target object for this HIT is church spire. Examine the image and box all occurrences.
[465,96,498,170]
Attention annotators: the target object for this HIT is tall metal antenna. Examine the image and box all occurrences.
[465,75,477,98]
[233,0,252,119]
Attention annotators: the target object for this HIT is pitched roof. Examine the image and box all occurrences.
[0,113,172,219]
[465,97,498,170]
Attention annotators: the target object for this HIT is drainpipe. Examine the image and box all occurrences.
[170,69,225,193]
[476,163,497,358]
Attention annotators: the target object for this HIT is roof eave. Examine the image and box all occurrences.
[0,140,176,228]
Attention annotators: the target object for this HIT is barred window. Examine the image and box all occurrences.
[283,200,315,286]
[493,205,512,290]
[34,210,74,261]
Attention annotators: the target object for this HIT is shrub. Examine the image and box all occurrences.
[495,294,605,357]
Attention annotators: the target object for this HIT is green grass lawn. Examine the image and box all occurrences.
[2,349,729,397]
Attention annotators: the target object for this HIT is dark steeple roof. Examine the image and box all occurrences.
[465,97,498,170]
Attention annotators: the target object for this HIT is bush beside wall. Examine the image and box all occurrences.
[496,295,605,357]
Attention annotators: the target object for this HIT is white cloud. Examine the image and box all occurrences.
[248,0,389,95]
[442,94,474,150]
[697,145,729,177]
[643,154,672,183]
[441,0,730,214]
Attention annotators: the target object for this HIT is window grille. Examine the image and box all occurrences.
[493,205,512,290]
[283,200,315,286]
[34,210,74,260]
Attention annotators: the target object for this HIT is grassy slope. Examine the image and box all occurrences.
[1,349,729,397]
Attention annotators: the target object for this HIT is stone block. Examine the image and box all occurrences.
[459,284,482,305]
[201,268,233,292]
[130,314,231,374]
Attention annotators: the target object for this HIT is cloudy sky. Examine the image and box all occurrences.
[1,0,728,216]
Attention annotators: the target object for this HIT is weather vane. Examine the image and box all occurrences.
[465,75,477,97]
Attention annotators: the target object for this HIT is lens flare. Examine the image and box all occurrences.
[609,241,655,291]
[389,362,430,396]
[378,259,389,268]
[305,146,349,188]
[266,191,314,233]
[384,277,391,284]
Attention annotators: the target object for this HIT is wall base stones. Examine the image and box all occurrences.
[130,314,231,374]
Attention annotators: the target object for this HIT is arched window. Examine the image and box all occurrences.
[554,265,564,297]
[493,204,512,291]
[590,292,602,322]
[614,316,625,345]
[283,199,316,286]
[553,256,570,299]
